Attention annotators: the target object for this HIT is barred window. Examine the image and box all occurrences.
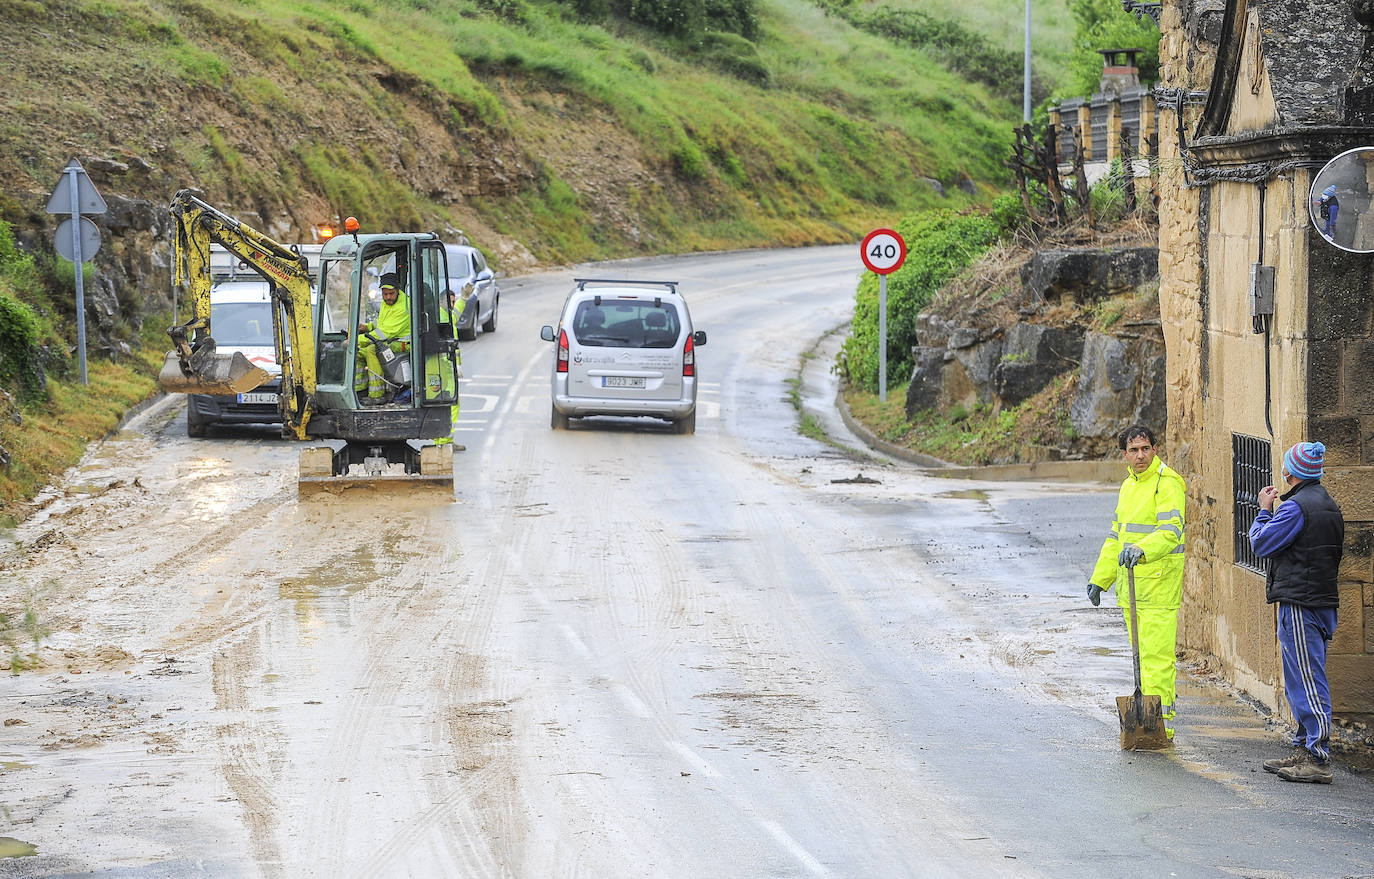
[1233,433,1272,574]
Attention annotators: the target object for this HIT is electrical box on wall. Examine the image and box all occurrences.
[1249,263,1275,321]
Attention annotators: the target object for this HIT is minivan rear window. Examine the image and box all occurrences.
[571,299,681,348]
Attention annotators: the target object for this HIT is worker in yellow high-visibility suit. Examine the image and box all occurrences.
[426,284,471,446]
[355,272,410,404]
[1088,423,1187,740]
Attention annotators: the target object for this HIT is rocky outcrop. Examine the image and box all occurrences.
[904,245,1165,456]
[1019,247,1159,311]
[994,324,1084,405]
[1070,327,1168,436]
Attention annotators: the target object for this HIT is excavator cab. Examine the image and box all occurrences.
[310,235,459,425]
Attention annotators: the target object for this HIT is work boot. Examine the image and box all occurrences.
[360,396,385,408]
[1263,746,1308,774]
[1276,750,1333,784]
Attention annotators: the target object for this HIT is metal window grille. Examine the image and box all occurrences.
[1233,433,1272,574]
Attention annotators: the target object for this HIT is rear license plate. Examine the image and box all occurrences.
[603,376,646,389]
[238,392,279,404]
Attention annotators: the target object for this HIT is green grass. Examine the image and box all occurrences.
[842,371,1080,465]
[1,0,1065,255]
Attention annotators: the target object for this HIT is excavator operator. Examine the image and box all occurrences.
[356,271,410,404]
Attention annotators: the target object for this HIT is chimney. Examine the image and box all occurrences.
[1095,48,1143,99]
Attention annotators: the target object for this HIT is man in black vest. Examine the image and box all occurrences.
[1248,441,1344,784]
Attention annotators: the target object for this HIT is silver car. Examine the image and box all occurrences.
[444,242,499,341]
[540,278,707,434]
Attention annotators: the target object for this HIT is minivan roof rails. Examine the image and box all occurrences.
[574,278,679,294]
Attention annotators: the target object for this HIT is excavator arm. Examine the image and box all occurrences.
[161,190,319,439]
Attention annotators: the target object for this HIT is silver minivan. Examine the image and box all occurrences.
[540,278,706,434]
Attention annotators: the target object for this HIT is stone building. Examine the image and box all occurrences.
[1156,0,1374,715]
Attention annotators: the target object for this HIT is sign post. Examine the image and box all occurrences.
[860,228,908,402]
[45,159,107,385]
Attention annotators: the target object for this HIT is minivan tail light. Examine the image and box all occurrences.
[682,335,695,377]
[557,329,569,373]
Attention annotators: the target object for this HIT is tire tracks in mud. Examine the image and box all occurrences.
[289,507,472,875]
[348,431,545,876]
[213,635,286,875]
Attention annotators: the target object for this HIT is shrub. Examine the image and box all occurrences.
[705,0,760,41]
[841,208,1002,392]
[566,0,759,39]
[624,0,705,36]
[671,140,707,179]
[989,192,1029,239]
[0,290,45,404]
[696,31,770,85]
[1062,0,1160,96]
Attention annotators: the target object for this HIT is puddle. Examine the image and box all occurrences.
[933,489,990,501]
[0,838,36,858]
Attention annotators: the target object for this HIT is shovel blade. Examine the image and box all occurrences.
[158,350,271,397]
[1116,693,1170,750]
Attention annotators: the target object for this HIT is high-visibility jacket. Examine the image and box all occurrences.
[363,291,411,344]
[1091,455,1186,609]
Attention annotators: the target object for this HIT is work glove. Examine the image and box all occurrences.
[1118,545,1145,568]
[1087,583,1103,606]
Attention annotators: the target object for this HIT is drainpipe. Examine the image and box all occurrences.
[1256,180,1274,437]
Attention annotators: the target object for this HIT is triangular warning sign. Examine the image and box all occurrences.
[46,159,108,215]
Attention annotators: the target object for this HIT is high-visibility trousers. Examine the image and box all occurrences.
[357,337,405,398]
[1123,603,1179,729]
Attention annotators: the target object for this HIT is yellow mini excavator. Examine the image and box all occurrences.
[160,190,461,490]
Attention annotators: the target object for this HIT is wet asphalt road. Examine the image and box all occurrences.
[0,246,1371,878]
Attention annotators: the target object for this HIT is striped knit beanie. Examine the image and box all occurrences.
[1284,441,1325,480]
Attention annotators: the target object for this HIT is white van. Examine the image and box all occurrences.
[539,278,707,434]
[185,280,282,436]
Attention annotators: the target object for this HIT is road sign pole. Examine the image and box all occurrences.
[860,228,906,405]
[67,167,89,385]
[878,274,887,402]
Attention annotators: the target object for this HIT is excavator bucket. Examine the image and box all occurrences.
[296,440,456,496]
[158,350,272,397]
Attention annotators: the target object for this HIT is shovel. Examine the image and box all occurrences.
[1116,565,1170,750]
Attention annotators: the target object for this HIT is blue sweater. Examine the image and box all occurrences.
[1248,502,1306,558]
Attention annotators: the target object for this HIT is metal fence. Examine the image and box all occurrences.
[1232,433,1272,574]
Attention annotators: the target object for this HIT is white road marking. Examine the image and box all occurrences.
[760,819,832,877]
[666,741,721,779]
[485,349,548,453]
[613,684,652,719]
[457,393,498,414]
[559,624,591,659]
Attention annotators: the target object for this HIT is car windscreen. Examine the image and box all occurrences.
[211,301,274,347]
[571,299,681,348]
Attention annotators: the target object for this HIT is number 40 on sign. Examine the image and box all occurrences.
[860,228,906,275]
[859,228,907,402]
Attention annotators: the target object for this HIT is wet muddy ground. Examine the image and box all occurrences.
[1,248,1371,878]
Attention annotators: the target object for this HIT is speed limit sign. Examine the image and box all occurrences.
[860,228,906,402]
[861,228,907,275]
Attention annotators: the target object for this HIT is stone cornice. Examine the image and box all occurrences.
[1189,127,1374,167]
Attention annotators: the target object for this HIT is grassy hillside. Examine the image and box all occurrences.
[0,0,1076,523]
[0,0,1071,264]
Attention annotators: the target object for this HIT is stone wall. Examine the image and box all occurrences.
[904,246,1164,458]
[1158,0,1374,716]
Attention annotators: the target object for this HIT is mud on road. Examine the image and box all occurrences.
[1,396,488,874]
